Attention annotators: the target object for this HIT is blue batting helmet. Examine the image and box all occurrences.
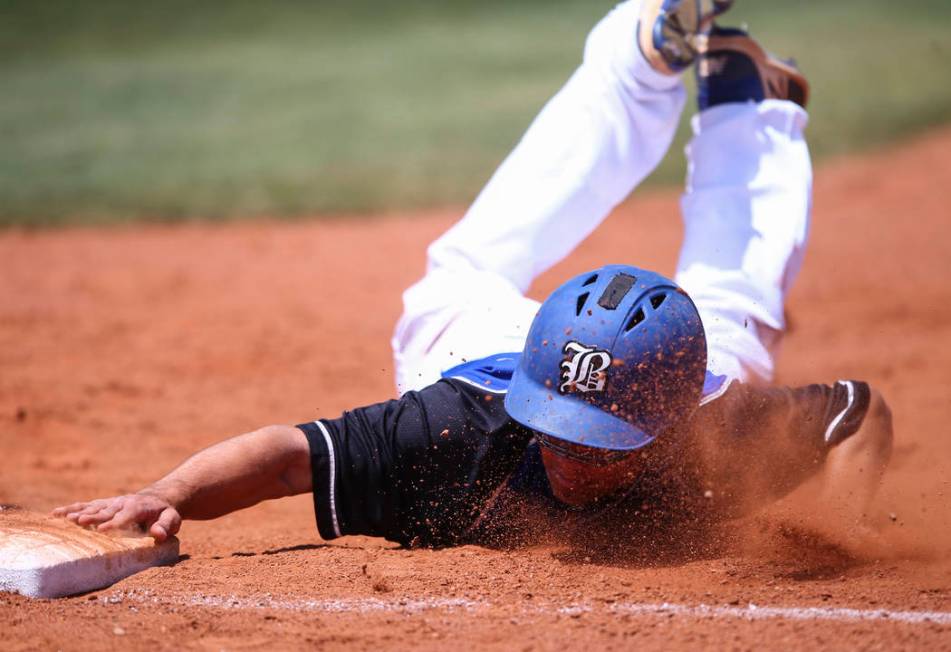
[504,264,707,451]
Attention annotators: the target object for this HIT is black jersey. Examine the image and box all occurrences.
[299,378,534,547]
[298,370,870,548]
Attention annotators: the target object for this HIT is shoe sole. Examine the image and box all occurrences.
[701,34,811,108]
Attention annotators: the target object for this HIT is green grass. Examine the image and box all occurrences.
[1,0,950,226]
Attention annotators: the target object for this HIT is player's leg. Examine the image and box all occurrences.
[425,0,694,295]
[394,1,727,394]
[675,27,812,383]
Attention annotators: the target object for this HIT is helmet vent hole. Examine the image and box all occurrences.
[650,293,667,309]
[575,292,590,316]
[582,274,598,287]
[625,307,646,332]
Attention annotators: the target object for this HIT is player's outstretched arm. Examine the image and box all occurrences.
[52,425,311,542]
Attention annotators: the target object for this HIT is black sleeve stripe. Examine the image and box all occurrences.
[297,421,342,540]
[824,380,871,446]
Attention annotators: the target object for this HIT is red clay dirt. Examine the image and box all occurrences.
[1,127,950,650]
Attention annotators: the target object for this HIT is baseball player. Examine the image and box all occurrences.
[55,1,892,552]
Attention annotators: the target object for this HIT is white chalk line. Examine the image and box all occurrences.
[99,590,479,614]
[611,602,951,625]
[98,589,951,626]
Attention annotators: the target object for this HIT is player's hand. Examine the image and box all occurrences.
[52,493,182,542]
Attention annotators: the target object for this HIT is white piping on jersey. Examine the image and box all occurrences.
[824,380,855,443]
[450,373,735,401]
[314,420,342,538]
[448,375,509,394]
[699,376,734,406]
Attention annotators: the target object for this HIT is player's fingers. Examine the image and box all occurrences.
[74,498,123,523]
[52,502,90,517]
[76,513,113,526]
[149,508,181,542]
[66,500,110,522]
[77,502,123,526]
[99,501,150,533]
[147,523,166,541]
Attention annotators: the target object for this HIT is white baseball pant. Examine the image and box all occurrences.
[392,0,812,395]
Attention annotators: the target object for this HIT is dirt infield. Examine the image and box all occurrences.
[2,127,951,650]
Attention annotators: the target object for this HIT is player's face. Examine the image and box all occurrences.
[537,434,642,507]
[536,434,631,465]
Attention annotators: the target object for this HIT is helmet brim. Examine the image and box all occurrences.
[504,373,656,451]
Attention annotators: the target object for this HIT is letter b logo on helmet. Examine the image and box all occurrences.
[504,264,707,451]
[559,342,612,393]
